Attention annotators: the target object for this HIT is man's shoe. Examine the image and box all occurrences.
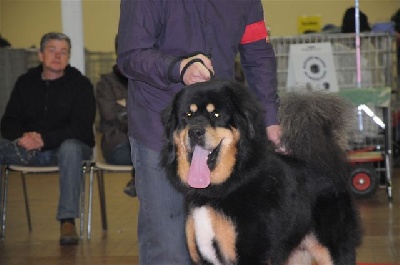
[60,221,79,245]
[123,179,137,197]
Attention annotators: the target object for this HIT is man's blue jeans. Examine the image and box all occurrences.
[104,142,132,165]
[130,137,191,265]
[0,138,92,220]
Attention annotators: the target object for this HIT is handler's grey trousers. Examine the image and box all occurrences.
[129,137,191,265]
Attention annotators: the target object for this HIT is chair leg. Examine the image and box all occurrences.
[21,172,32,233]
[1,167,10,240]
[79,166,86,239]
[87,165,95,239]
[97,170,108,232]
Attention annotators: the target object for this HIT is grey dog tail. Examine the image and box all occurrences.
[278,92,355,164]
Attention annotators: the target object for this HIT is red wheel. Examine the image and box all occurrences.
[349,165,379,198]
[352,172,371,191]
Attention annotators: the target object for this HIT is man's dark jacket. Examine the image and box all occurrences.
[1,64,96,150]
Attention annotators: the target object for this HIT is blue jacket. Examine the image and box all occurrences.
[117,0,278,151]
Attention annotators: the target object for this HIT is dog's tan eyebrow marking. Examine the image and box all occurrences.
[206,103,215,113]
[190,104,198,112]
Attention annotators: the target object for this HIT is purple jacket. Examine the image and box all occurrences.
[117,0,278,151]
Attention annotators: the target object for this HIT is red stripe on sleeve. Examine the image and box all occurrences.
[240,21,268,44]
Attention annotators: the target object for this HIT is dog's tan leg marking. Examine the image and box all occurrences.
[286,234,333,265]
[174,131,190,184]
[208,207,238,264]
[186,214,200,264]
[285,249,312,265]
[209,128,240,184]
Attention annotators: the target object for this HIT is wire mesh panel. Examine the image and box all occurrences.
[85,50,116,86]
[271,33,396,150]
[271,32,397,92]
[350,104,385,150]
[272,33,395,147]
[25,49,40,69]
[0,49,35,130]
[271,32,397,198]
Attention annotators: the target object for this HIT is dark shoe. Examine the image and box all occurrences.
[123,179,137,197]
[60,221,79,245]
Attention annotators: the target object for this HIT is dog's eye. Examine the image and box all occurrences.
[213,112,220,118]
[186,111,193,118]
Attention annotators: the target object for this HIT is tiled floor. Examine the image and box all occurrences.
[0,168,399,264]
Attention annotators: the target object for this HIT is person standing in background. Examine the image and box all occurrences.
[341,6,371,33]
[117,1,281,264]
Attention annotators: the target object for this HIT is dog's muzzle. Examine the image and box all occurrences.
[188,127,205,147]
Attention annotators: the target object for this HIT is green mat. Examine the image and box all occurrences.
[337,87,392,107]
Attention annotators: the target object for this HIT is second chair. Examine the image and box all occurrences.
[87,159,133,239]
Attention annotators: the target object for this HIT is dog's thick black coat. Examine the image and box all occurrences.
[161,80,362,265]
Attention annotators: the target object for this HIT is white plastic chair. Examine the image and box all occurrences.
[0,163,89,240]
[87,157,133,239]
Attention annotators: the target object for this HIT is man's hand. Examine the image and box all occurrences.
[180,54,214,85]
[266,125,286,153]
[117,99,126,107]
[18,132,44,151]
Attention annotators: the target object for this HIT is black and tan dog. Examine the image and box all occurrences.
[161,80,362,265]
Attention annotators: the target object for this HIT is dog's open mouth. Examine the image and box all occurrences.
[187,141,222,188]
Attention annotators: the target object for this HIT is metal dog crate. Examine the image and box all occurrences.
[271,32,397,92]
[271,32,398,199]
[84,50,116,87]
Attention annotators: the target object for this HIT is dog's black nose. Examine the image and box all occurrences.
[189,128,205,139]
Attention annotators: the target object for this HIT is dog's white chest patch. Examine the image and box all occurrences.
[193,206,222,265]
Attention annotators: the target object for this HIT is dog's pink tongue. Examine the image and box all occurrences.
[188,145,211,188]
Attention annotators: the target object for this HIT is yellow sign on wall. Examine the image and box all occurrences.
[298,15,322,34]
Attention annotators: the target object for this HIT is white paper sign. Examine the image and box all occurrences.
[287,42,339,92]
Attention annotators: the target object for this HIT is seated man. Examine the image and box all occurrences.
[0,32,95,245]
[96,35,135,197]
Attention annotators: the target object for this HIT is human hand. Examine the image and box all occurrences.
[18,132,44,151]
[266,125,286,153]
[180,54,214,85]
[117,99,126,107]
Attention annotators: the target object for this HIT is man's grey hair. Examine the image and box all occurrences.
[39,32,71,52]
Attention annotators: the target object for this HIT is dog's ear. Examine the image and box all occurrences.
[160,91,182,166]
[226,83,262,139]
[161,102,176,144]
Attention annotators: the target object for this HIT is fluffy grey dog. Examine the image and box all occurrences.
[278,91,355,164]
